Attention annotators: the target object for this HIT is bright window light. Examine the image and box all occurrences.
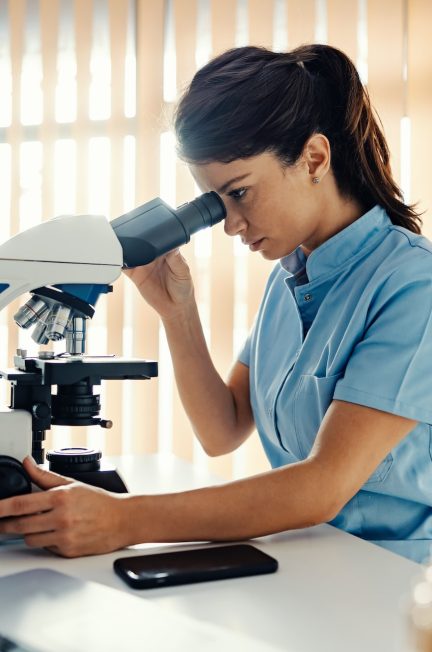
[89,0,111,120]
[357,0,368,84]
[88,137,110,215]
[21,1,43,125]
[89,53,111,120]
[56,0,76,123]
[194,230,212,258]
[0,0,10,126]
[315,0,328,45]
[236,0,248,47]
[124,0,136,117]
[0,60,12,127]
[124,53,136,118]
[163,0,176,102]
[21,54,43,125]
[160,131,176,206]
[196,0,211,68]
[19,141,42,231]
[56,51,77,123]
[123,135,136,211]
[273,0,287,51]
[54,139,76,215]
[0,144,11,243]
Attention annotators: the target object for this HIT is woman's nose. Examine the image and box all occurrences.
[224,208,246,237]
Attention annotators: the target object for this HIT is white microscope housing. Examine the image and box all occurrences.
[0,192,225,499]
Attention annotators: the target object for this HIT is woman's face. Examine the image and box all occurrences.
[190,150,326,260]
[189,146,360,260]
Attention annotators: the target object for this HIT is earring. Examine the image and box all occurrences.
[312,177,320,184]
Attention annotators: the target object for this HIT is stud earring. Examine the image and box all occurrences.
[312,177,320,184]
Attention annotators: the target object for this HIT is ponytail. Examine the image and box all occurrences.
[291,44,421,233]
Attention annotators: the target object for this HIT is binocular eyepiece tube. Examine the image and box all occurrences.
[111,191,226,268]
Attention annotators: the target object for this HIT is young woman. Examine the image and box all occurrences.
[1,44,431,563]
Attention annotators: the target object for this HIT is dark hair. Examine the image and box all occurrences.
[174,44,421,234]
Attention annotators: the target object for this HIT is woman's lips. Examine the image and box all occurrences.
[249,238,265,251]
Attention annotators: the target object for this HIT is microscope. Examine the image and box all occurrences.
[0,192,225,499]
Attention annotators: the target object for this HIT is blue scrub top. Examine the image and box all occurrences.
[239,205,432,563]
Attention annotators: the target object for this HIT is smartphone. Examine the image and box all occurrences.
[113,543,278,589]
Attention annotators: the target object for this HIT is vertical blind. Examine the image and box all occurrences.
[0,0,431,480]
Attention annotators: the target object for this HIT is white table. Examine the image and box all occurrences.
[0,454,422,652]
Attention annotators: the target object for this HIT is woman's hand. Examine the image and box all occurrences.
[123,249,194,321]
[0,458,129,558]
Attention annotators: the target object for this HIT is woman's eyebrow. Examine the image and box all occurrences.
[217,173,251,194]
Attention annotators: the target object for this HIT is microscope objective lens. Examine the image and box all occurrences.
[32,321,50,345]
[66,316,87,355]
[45,305,72,341]
[14,297,49,329]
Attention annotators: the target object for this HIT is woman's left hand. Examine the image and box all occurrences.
[0,457,129,557]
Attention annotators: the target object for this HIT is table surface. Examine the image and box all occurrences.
[0,454,422,652]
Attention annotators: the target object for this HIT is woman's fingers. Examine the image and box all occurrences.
[0,511,56,535]
[0,489,57,519]
[23,456,72,490]
[0,480,129,557]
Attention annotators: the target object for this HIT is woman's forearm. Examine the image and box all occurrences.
[122,459,336,546]
[162,300,253,455]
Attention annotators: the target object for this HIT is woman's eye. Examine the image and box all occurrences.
[228,187,247,201]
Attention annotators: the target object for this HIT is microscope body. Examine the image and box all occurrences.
[0,212,152,497]
[0,192,225,500]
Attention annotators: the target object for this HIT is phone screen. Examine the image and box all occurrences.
[113,544,278,589]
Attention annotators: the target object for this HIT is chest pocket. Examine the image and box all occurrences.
[292,373,393,484]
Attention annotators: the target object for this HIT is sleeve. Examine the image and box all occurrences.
[333,266,432,424]
[237,334,251,367]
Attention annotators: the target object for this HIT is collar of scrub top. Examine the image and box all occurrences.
[280,204,391,284]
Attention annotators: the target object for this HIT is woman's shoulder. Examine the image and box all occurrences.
[370,226,432,311]
[390,224,432,257]
[385,225,432,277]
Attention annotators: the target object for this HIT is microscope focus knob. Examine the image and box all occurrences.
[0,456,32,499]
[32,403,50,419]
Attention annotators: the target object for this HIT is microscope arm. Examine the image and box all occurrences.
[0,214,123,313]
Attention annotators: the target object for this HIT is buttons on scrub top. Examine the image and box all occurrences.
[304,293,313,302]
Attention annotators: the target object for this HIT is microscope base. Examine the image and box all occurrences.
[43,463,128,493]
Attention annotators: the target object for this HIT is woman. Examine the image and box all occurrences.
[1,44,431,562]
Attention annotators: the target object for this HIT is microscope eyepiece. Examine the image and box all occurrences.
[111,191,226,268]
[176,191,226,229]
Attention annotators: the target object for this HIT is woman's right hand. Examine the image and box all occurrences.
[123,248,195,321]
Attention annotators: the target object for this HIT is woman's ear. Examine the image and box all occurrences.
[303,133,331,182]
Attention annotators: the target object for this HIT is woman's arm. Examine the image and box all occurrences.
[124,250,254,455]
[123,399,417,545]
[0,400,416,556]
[163,306,254,455]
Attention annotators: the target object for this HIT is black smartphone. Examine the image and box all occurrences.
[113,543,278,589]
